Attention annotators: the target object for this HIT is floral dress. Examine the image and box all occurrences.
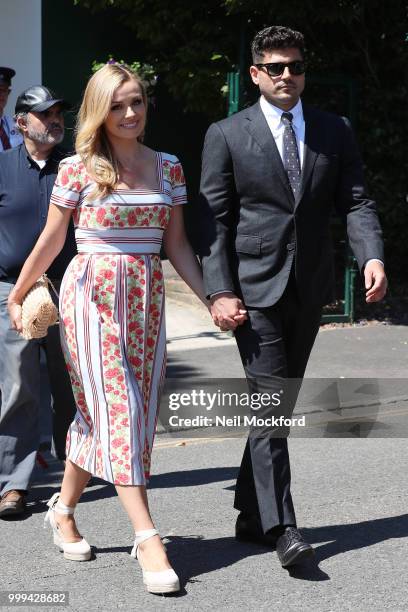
[50,152,186,485]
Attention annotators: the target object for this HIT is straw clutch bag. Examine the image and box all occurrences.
[20,274,59,340]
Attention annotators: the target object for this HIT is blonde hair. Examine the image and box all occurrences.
[75,64,147,200]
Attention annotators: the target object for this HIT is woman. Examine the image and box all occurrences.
[7,63,209,594]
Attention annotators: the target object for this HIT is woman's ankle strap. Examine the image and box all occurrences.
[46,492,75,515]
[130,529,159,558]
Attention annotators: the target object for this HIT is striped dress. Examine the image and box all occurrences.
[50,152,187,485]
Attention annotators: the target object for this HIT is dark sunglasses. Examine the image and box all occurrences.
[254,61,305,77]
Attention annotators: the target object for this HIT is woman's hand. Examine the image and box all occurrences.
[8,300,23,334]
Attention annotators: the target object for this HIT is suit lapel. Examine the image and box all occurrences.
[296,106,320,206]
[244,102,294,204]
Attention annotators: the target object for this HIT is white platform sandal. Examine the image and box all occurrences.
[44,492,91,561]
[130,528,180,594]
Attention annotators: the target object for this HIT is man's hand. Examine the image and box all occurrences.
[210,292,247,331]
[364,260,387,303]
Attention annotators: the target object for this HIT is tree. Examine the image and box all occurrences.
[75,0,239,115]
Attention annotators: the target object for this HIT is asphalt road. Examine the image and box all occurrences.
[1,437,408,611]
[3,298,407,611]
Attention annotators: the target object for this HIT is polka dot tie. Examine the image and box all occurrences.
[281,112,301,196]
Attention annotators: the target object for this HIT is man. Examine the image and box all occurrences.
[0,67,23,151]
[0,86,77,517]
[199,26,387,567]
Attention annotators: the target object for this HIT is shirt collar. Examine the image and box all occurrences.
[21,142,64,169]
[22,142,41,168]
[260,96,304,130]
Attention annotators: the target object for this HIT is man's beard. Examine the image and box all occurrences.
[27,125,64,145]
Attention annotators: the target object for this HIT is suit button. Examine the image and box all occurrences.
[286,243,295,251]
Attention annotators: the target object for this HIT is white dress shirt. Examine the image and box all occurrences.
[259,95,305,168]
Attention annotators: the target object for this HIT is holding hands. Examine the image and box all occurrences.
[210,292,248,332]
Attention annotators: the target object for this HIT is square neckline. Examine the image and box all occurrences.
[113,151,164,194]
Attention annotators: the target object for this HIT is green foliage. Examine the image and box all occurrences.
[75,0,239,115]
[75,0,408,281]
[92,57,154,80]
[91,56,157,94]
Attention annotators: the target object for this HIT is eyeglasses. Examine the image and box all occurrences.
[254,61,305,77]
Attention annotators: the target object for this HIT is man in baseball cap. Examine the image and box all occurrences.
[0,84,76,518]
[0,67,22,151]
[14,85,70,114]
[13,85,70,150]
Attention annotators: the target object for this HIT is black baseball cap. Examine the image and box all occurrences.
[0,67,15,86]
[15,85,70,114]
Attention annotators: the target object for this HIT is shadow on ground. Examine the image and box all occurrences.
[24,457,408,586]
[93,512,408,585]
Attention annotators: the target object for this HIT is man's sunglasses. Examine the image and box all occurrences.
[254,61,305,77]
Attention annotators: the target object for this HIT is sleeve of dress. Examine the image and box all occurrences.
[171,158,188,206]
[49,158,84,209]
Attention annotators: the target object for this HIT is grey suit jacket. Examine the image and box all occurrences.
[199,100,384,308]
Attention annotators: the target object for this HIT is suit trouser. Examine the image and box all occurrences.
[233,272,322,532]
[0,281,76,496]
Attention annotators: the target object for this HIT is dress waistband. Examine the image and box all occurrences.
[75,227,162,254]
[76,243,161,254]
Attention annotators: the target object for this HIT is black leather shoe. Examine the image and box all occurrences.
[276,527,314,567]
[235,513,278,547]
